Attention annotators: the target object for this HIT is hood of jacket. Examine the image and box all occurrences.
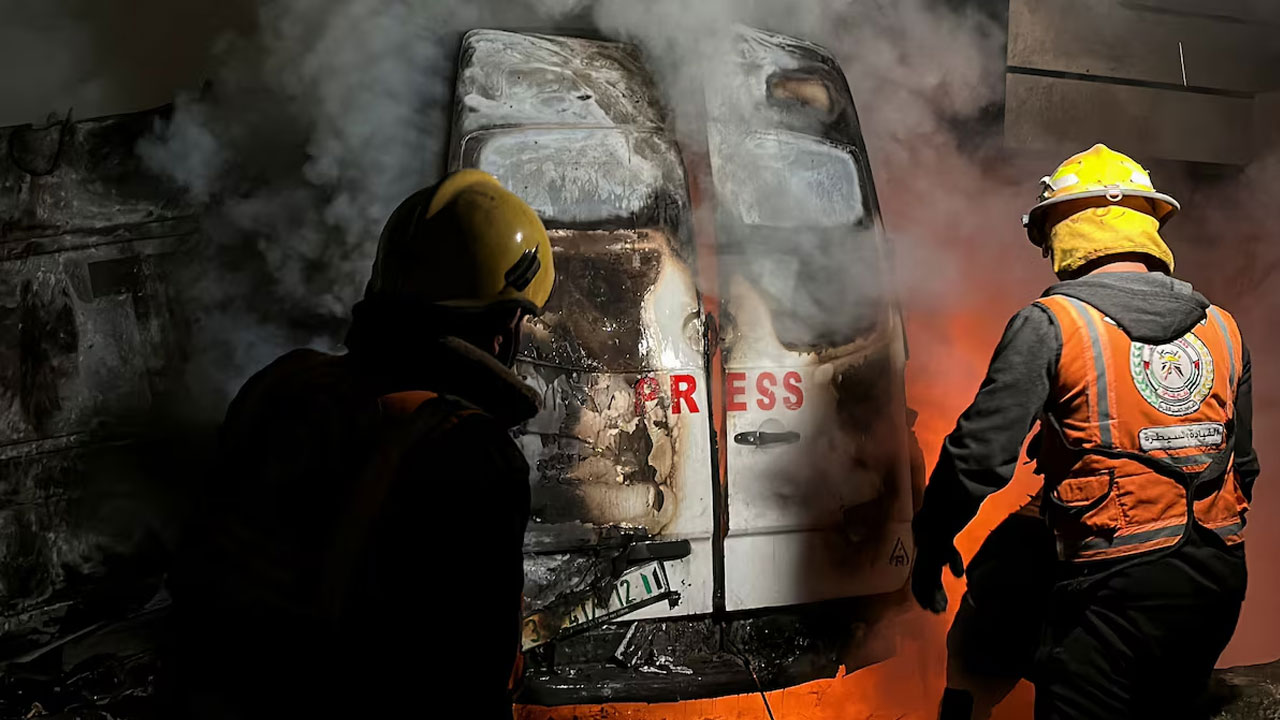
[1044,271,1210,344]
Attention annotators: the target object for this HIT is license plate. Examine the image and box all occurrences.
[522,561,670,650]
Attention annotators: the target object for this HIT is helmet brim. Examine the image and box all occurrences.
[1024,189,1179,249]
[1026,189,1179,232]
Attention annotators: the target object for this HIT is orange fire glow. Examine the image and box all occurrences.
[516,300,1042,720]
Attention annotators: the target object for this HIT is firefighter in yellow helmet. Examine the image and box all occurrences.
[168,170,554,719]
[913,145,1257,720]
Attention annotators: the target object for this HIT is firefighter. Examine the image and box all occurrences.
[911,145,1257,720]
[166,170,554,719]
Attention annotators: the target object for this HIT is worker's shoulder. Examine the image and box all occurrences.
[1023,294,1069,317]
[426,393,521,446]
[1002,299,1061,335]
[1206,301,1243,327]
[254,348,350,387]
[396,391,530,472]
[388,389,516,442]
[225,349,365,426]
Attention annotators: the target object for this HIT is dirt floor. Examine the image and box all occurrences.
[2,604,1276,719]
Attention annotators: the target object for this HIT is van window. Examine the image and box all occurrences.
[463,127,696,374]
[711,130,885,350]
[461,127,688,231]
[522,229,685,373]
[710,129,868,228]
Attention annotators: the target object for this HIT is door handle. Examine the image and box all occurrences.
[734,430,801,447]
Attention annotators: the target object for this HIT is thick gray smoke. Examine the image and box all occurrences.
[138,0,588,413]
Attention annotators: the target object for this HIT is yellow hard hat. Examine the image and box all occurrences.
[367,169,555,314]
[1023,144,1180,248]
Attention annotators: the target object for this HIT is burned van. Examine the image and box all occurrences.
[452,27,918,703]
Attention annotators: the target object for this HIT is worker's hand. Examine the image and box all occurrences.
[910,539,964,615]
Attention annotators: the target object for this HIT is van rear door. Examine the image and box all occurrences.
[706,27,915,611]
[451,30,716,645]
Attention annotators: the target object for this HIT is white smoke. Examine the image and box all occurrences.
[138,0,585,411]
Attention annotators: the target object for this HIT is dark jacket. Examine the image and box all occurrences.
[916,272,1259,557]
[168,302,539,719]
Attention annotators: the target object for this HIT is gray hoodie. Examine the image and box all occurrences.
[916,272,1258,547]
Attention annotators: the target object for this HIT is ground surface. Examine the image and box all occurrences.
[1,606,1277,719]
[1212,662,1280,720]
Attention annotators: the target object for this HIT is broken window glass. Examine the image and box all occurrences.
[710,129,885,351]
[462,127,695,374]
[519,229,692,373]
[460,127,689,232]
[709,129,868,228]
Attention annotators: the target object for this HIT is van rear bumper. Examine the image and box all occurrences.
[517,587,911,706]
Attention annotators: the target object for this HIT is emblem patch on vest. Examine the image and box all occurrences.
[1130,333,1215,417]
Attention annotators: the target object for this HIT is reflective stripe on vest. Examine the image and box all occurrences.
[1057,296,1116,447]
[1208,306,1238,398]
[1034,295,1247,562]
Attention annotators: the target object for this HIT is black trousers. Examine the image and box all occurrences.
[948,520,1246,720]
[1034,529,1246,720]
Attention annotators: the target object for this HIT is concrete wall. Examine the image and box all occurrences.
[1004,0,1280,164]
[0,0,253,127]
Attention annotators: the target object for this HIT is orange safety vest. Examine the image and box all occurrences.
[1034,294,1248,563]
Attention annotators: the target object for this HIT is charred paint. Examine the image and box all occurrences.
[455,30,669,140]
[1,110,191,240]
[16,281,79,435]
[0,108,192,691]
[523,230,666,373]
[509,222,706,641]
[519,364,675,532]
[514,225,701,548]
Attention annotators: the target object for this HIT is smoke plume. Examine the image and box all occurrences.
[138,0,586,413]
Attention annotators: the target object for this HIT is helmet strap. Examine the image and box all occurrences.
[494,313,527,369]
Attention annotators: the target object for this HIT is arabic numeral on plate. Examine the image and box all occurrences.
[621,579,633,604]
[615,585,625,606]
[641,573,653,595]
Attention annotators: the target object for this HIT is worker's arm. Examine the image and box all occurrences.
[1235,343,1260,503]
[914,304,1060,551]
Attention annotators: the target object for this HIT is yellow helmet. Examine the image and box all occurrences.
[1023,144,1180,248]
[367,169,555,314]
